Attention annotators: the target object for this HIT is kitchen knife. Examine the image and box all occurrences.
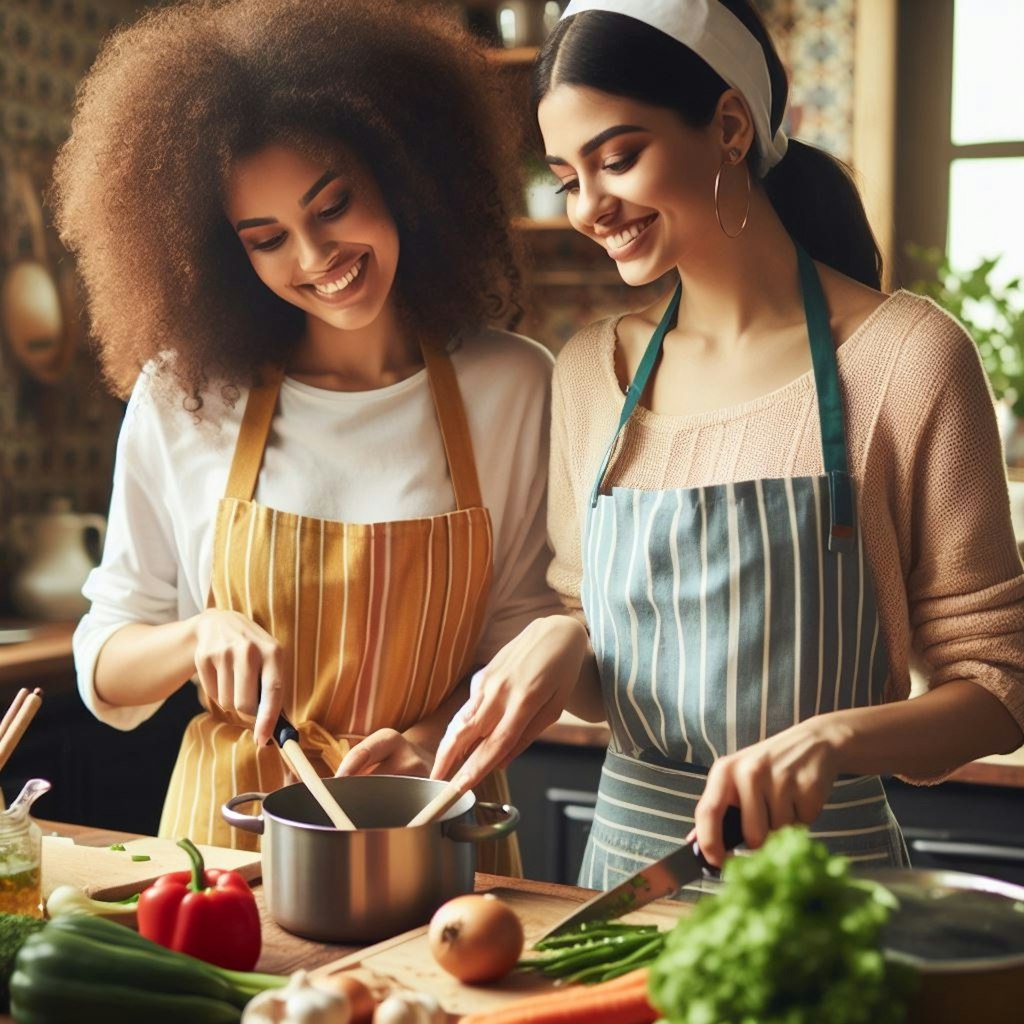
[534,805,744,943]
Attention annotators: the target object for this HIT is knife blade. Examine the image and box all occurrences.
[534,805,744,944]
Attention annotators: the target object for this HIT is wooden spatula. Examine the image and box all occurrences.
[274,712,356,830]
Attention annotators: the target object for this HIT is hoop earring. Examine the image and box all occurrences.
[714,150,751,239]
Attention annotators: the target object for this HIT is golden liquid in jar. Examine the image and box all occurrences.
[0,864,42,917]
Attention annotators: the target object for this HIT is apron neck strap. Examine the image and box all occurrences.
[420,340,483,511]
[796,243,854,549]
[223,343,483,511]
[224,365,285,501]
[589,283,682,509]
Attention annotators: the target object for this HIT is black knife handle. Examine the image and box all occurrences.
[273,711,299,747]
[692,805,744,872]
[257,679,299,747]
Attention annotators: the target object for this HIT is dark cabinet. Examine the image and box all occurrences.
[884,777,1024,885]
[2,680,201,834]
[506,741,603,884]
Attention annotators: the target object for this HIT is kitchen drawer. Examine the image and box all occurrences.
[1,681,201,833]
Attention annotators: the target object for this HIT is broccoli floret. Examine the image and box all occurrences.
[0,912,46,1011]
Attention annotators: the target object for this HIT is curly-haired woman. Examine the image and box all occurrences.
[56,0,558,865]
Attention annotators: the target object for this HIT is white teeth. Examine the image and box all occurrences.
[313,256,364,296]
[608,217,654,250]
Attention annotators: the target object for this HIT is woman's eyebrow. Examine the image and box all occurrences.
[234,170,341,231]
[545,124,648,165]
[299,170,340,208]
[236,216,277,231]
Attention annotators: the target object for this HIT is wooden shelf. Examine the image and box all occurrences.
[486,45,539,65]
[513,215,571,231]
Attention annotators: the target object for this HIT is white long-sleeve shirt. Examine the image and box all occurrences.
[75,328,561,730]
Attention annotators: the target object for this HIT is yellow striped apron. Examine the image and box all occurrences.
[159,343,521,874]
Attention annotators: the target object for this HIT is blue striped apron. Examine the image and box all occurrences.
[579,245,908,893]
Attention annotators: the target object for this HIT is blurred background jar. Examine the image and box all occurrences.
[10,497,106,622]
[496,0,564,48]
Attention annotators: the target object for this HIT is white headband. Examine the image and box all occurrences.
[560,0,788,176]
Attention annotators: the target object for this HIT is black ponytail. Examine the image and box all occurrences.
[761,141,882,287]
[534,1,882,288]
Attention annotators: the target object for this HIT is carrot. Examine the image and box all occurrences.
[459,967,655,1024]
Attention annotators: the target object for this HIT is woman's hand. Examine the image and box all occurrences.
[694,716,847,867]
[430,614,592,791]
[192,608,287,748]
[334,728,434,778]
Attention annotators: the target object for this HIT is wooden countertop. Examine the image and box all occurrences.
[4,624,1024,788]
[0,819,599,1024]
[0,621,76,689]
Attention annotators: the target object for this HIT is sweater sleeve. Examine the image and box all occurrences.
[73,376,183,731]
[902,306,1024,738]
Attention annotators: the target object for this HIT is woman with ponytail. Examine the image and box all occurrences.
[433,0,1024,878]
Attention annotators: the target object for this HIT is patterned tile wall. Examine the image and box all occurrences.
[0,0,146,613]
[759,0,857,163]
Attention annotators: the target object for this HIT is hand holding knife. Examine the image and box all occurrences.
[535,806,744,944]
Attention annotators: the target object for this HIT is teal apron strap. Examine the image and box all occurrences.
[589,283,682,508]
[796,243,855,552]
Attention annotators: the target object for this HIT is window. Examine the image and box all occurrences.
[895,0,1024,289]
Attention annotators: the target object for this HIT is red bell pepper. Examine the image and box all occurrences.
[137,837,261,971]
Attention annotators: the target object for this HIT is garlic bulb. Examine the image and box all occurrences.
[242,969,350,1024]
[373,991,445,1024]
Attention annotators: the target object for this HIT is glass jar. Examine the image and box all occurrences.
[0,800,43,917]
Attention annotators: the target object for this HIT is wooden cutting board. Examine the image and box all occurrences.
[41,834,262,901]
[310,886,694,1018]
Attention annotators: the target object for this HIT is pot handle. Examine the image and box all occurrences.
[221,792,267,836]
[443,801,520,843]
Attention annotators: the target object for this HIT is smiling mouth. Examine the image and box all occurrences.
[606,215,658,251]
[308,254,367,297]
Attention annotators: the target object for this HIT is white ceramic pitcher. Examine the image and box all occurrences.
[10,498,106,621]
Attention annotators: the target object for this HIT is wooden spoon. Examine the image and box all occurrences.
[273,712,356,831]
[406,778,469,827]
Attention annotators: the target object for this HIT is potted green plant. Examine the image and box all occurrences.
[522,153,565,221]
[908,245,1024,418]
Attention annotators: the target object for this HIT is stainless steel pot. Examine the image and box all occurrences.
[863,867,1024,1024]
[221,774,518,943]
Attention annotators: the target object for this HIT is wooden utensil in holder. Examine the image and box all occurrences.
[0,687,43,776]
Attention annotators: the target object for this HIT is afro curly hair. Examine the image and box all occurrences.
[51,0,526,401]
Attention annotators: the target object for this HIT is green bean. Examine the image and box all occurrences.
[518,921,667,985]
[534,923,659,950]
[535,935,656,977]
[566,935,666,984]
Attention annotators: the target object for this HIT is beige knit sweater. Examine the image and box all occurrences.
[547,290,1024,757]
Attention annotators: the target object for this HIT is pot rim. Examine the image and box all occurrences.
[862,867,1024,972]
[260,774,477,834]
